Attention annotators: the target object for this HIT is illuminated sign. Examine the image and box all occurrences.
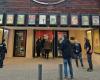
[60,15,67,25]
[0,14,3,25]
[50,15,57,25]
[17,15,25,25]
[28,15,36,25]
[6,14,14,25]
[71,15,78,25]
[39,15,46,25]
[82,15,89,26]
[92,16,100,26]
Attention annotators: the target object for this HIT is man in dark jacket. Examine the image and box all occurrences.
[0,39,7,68]
[84,38,93,72]
[61,34,73,79]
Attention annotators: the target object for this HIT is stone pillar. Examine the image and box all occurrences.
[26,29,33,58]
[6,29,14,58]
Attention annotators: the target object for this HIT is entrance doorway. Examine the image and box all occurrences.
[13,30,27,57]
[33,30,69,58]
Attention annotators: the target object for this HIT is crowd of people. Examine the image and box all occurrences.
[60,34,93,79]
[0,35,93,80]
[36,36,51,59]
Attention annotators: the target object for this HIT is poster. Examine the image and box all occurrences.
[50,15,56,25]
[82,15,89,26]
[17,15,25,25]
[6,14,14,24]
[0,14,3,25]
[28,15,36,25]
[60,15,67,25]
[92,16,100,26]
[71,15,78,25]
[39,15,46,25]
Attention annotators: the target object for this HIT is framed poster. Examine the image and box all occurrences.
[6,14,14,25]
[17,14,25,25]
[0,14,3,25]
[50,15,57,25]
[28,15,36,25]
[39,15,46,25]
[60,15,67,25]
[81,15,89,26]
[92,16,100,26]
[71,15,78,25]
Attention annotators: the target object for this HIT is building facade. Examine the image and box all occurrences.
[0,0,100,58]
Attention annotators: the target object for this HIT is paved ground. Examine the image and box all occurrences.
[0,53,100,80]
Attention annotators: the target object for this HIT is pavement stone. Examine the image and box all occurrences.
[0,54,100,80]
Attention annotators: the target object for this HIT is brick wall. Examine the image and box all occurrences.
[0,0,100,14]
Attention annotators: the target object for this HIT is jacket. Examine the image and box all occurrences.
[61,39,73,59]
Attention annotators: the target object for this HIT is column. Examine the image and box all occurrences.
[26,29,33,58]
[6,29,14,58]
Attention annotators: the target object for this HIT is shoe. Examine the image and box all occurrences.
[0,66,3,68]
[64,75,68,79]
[87,69,93,72]
[70,76,74,79]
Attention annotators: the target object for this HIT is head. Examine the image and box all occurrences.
[2,39,5,43]
[84,38,89,42]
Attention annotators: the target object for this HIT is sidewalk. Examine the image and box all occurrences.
[0,53,100,80]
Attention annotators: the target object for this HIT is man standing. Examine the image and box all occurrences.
[0,39,7,68]
[84,38,93,72]
[61,34,74,79]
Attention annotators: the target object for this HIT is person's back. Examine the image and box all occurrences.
[61,38,72,59]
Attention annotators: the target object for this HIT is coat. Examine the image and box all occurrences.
[61,39,73,59]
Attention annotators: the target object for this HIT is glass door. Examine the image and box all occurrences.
[14,30,27,57]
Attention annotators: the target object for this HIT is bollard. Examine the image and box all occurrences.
[38,64,42,80]
[59,64,63,80]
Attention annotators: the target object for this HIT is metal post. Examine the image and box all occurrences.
[59,64,63,80]
[38,64,42,80]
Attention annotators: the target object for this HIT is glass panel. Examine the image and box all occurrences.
[50,15,56,25]
[17,15,25,25]
[82,16,89,26]
[4,29,9,48]
[39,15,46,25]
[60,15,67,25]
[6,14,14,25]
[92,16,100,26]
[28,15,36,25]
[14,31,26,57]
[71,15,78,25]
[34,30,54,58]
[0,14,3,25]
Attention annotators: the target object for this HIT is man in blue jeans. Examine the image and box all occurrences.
[61,34,73,79]
[84,38,93,72]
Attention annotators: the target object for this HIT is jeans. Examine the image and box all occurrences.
[87,54,93,70]
[75,53,84,67]
[63,58,73,78]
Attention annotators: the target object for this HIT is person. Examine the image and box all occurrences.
[74,40,84,68]
[84,38,93,72]
[61,34,74,79]
[41,37,45,57]
[36,38,42,57]
[44,38,51,59]
[0,39,7,68]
